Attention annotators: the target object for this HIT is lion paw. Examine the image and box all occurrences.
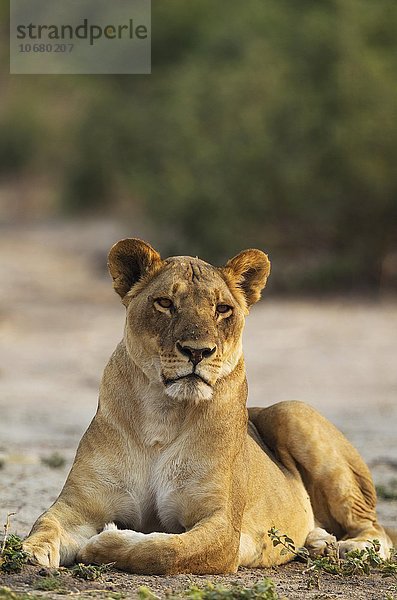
[77,530,117,565]
[77,525,162,566]
[305,527,337,557]
[338,538,390,560]
[337,539,367,558]
[23,539,60,567]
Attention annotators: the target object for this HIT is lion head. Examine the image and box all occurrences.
[108,239,270,403]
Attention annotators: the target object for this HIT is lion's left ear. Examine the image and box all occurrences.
[223,249,271,307]
[108,238,162,299]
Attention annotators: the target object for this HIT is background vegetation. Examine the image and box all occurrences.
[1,0,397,292]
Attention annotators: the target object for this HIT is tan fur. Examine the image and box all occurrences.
[23,239,392,574]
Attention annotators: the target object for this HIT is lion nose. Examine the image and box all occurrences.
[176,343,216,366]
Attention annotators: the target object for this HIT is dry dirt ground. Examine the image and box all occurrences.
[0,222,396,599]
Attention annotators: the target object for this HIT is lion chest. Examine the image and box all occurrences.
[116,441,196,535]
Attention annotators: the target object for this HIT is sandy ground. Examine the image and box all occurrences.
[0,221,396,598]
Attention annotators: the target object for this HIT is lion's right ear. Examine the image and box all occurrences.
[108,238,162,299]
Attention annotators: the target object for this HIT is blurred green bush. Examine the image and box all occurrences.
[2,0,397,292]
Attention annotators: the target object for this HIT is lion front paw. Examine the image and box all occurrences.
[77,525,151,566]
[77,531,114,565]
[23,538,60,568]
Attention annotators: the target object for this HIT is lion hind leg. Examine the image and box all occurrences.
[249,401,393,560]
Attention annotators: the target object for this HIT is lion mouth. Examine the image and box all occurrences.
[162,373,212,388]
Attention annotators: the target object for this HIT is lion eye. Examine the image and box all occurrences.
[155,297,173,310]
[217,304,232,315]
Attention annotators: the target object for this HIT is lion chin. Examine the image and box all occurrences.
[164,375,213,402]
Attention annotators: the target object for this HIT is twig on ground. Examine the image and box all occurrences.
[0,513,16,558]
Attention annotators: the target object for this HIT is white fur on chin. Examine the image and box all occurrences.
[165,378,213,402]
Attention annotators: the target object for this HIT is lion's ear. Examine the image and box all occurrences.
[223,249,271,307]
[108,238,162,299]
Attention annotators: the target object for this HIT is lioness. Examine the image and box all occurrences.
[24,239,392,574]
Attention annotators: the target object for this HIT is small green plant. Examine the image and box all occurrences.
[72,592,124,600]
[341,541,382,576]
[164,580,280,600]
[41,452,66,469]
[138,580,280,600]
[138,587,160,600]
[33,572,63,592]
[0,534,28,574]
[71,561,115,580]
[268,527,310,561]
[0,588,39,600]
[0,516,28,576]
